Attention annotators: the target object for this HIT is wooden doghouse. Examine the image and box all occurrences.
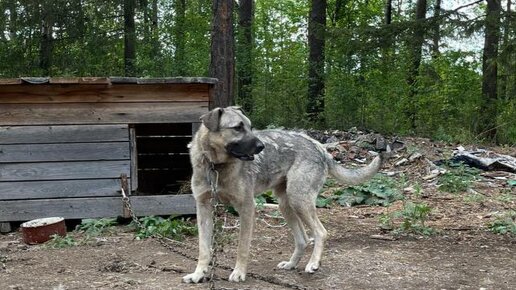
[0,77,216,230]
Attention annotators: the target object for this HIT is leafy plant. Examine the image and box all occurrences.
[380,202,435,236]
[255,190,278,210]
[463,193,485,203]
[488,212,516,235]
[132,216,197,240]
[334,174,404,207]
[76,218,118,236]
[496,192,515,203]
[46,234,77,249]
[438,163,480,193]
[316,195,334,208]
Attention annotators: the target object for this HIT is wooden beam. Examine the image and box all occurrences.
[129,126,138,191]
[0,194,196,222]
[0,102,208,125]
[0,179,123,200]
[0,160,130,182]
[0,125,129,144]
[0,197,123,221]
[128,194,196,216]
[0,84,209,103]
[0,142,129,163]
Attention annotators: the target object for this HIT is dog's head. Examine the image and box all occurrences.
[199,106,264,161]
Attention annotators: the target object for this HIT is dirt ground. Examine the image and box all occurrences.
[1,137,515,290]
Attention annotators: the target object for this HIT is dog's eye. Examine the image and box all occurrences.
[232,123,244,132]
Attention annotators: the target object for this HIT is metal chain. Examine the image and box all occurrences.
[207,163,223,290]
[120,176,308,290]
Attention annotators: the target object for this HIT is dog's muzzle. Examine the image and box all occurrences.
[226,138,264,161]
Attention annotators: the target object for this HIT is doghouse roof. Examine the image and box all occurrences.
[0,77,218,85]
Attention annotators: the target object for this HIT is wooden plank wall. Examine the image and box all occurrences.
[0,84,209,125]
[0,125,130,221]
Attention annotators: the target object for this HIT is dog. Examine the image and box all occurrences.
[182,106,383,283]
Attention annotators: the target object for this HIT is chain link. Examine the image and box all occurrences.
[120,175,308,290]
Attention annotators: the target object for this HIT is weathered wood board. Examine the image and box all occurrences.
[0,179,123,200]
[0,84,209,103]
[0,195,195,221]
[0,125,128,144]
[0,160,130,182]
[0,102,208,125]
[0,142,129,163]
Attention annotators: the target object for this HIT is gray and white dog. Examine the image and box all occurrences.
[183,107,382,283]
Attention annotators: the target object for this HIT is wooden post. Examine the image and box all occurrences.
[120,174,131,218]
[0,222,12,233]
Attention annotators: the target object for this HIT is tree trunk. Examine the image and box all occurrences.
[236,0,254,114]
[151,0,159,57]
[39,2,53,76]
[384,0,392,25]
[431,0,441,58]
[124,0,136,77]
[307,0,327,124]
[210,0,235,108]
[499,0,513,101]
[8,0,17,41]
[174,0,186,76]
[405,0,427,130]
[479,0,502,140]
[381,0,393,60]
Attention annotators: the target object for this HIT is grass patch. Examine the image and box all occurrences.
[132,216,197,240]
[76,218,118,236]
[463,192,486,203]
[46,234,78,249]
[438,163,480,193]
[379,202,435,236]
[488,211,516,235]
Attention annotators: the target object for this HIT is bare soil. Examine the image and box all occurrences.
[1,138,515,290]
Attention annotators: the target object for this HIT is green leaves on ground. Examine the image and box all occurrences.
[379,202,435,236]
[132,216,197,241]
[437,163,480,193]
[76,218,118,236]
[317,174,404,208]
[488,211,516,235]
[46,234,78,249]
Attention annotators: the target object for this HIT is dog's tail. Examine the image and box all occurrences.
[327,154,383,186]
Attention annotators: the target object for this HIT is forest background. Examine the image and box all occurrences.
[0,0,514,144]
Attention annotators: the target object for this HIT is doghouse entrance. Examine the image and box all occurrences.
[133,123,193,195]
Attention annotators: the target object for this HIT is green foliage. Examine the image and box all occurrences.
[0,0,514,144]
[488,211,516,235]
[463,192,486,203]
[316,195,334,208]
[46,234,77,249]
[437,163,480,193]
[132,216,197,241]
[76,218,118,236]
[334,174,404,207]
[380,202,435,236]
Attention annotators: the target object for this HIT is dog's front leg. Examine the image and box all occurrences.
[183,192,213,283]
[229,199,256,282]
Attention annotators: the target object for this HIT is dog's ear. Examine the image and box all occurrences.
[229,106,247,116]
[200,107,224,131]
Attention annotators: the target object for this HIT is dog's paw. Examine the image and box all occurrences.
[304,261,319,273]
[182,271,206,283]
[228,269,246,282]
[277,261,297,270]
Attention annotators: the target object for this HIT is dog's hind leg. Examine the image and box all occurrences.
[286,172,328,273]
[275,184,309,270]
